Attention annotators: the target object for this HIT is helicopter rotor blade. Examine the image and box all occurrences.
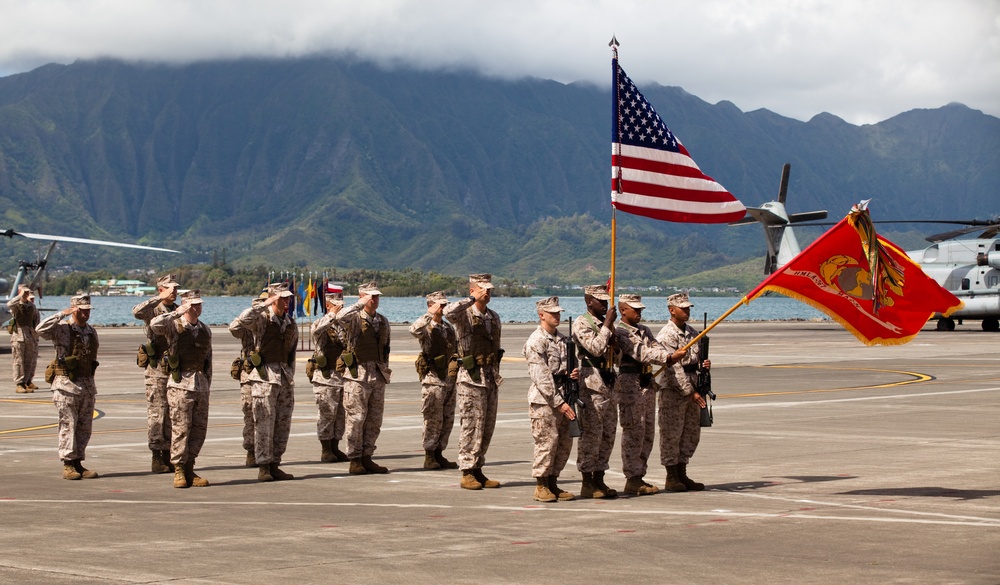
[3,229,179,253]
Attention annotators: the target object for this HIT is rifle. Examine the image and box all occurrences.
[562,321,584,438]
[697,335,716,427]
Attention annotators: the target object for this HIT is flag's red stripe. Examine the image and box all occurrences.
[612,179,738,203]
[612,201,745,224]
[612,154,707,181]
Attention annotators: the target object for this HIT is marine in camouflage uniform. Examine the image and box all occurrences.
[150,290,212,488]
[408,291,459,470]
[229,282,298,482]
[523,296,577,503]
[37,294,100,480]
[335,281,392,475]
[233,294,267,467]
[655,292,710,493]
[571,284,619,499]
[309,295,349,463]
[613,293,683,496]
[8,285,40,393]
[131,274,179,473]
[444,273,504,490]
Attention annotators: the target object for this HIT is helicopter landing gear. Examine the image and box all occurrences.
[982,318,1000,332]
[936,317,956,331]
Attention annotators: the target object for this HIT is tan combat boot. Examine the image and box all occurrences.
[460,470,482,490]
[173,464,189,488]
[269,463,294,481]
[534,477,557,502]
[15,384,31,394]
[258,464,274,482]
[62,461,82,480]
[161,451,175,472]
[664,465,688,492]
[423,450,442,470]
[473,468,500,488]
[245,450,256,468]
[434,449,458,469]
[580,472,606,499]
[151,450,172,474]
[594,471,617,498]
[73,460,98,479]
[27,382,38,390]
[320,439,337,463]
[349,459,368,475]
[623,476,657,496]
[361,456,389,474]
[186,460,209,487]
[547,475,575,501]
[677,463,705,491]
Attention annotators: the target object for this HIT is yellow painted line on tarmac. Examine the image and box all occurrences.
[0,408,103,435]
[723,365,933,399]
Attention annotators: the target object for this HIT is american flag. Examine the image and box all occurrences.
[612,60,746,223]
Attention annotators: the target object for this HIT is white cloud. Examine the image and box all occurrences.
[0,0,997,124]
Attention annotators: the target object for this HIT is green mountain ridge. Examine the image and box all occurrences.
[0,57,996,287]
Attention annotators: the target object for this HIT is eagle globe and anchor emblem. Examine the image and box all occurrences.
[818,253,903,309]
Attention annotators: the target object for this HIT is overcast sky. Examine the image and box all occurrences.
[1,0,997,125]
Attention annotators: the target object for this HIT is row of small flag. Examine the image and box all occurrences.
[269,275,343,318]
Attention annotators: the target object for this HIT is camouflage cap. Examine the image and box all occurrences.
[667,292,693,308]
[267,282,294,298]
[180,289,203,304]
[156,274,179,289]
[325,293,344,306]
[71,294,92,309]
[583,284,611,301]
[358,281,382,296]
[426,291,449,305]
[535,296,564,313]
[618,293,645,309]
[469,273,494,290]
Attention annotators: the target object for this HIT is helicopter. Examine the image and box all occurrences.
[1,228,180,325]
[731,164,1000,332]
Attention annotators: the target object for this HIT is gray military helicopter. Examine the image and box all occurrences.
[732,164,1000,331]
[1,228,179,325]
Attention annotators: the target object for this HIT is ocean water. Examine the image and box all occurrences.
[33,294,826,326]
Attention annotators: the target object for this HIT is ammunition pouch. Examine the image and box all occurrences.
[416,353,452,381]
[47,356,98,383]
[340,352,358,378]
[415,354,430,379]
[306,352,328,382]
[460,354,481,383]
[168,354,181,383]
[7,320,16,335]
[137,345,150,368]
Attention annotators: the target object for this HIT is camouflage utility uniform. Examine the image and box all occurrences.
[37,296,100,479]
[309,309,348,462]
[132,291,177,470]
[408,302,458,469]
[8,290,40,392]
[151,295,212,488]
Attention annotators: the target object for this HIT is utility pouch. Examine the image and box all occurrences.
[342,352,358,378]
[7,320,16,335]
[230,358,243,381]
[414,354,430,379]
[45,359,57,384]
[461,355,481,383]
[249,352,262,367]
[305,358,317,382]
[447,357,459,381]
[137,345,150,368]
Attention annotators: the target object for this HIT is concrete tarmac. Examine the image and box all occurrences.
[1,319,998,584]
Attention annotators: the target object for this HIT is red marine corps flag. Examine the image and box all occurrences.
[745,202,964,345]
